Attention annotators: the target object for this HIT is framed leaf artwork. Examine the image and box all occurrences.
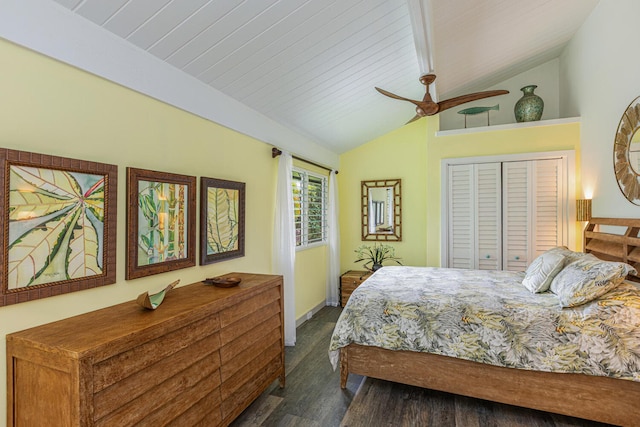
[126,167,196,280]
[200,177,245,265]
[0,148,117,306]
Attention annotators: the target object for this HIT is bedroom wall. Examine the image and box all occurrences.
[339,105,580,274]
[0,38,327,420]
[339,120,428,272]
[560,0,640,219]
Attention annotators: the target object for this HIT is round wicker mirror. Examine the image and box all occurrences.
[614,96,640,204]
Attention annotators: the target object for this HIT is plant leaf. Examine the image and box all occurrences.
[9,166,79,221]
[7,206,79,289]
[11,165,82,199]
[140,234,151,251]
[9,189,75,221]
[67,209,102,278]
[139,193,157,221]
[207,188,239,254]
[84,179,105,221]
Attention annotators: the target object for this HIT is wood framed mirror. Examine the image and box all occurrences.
[361,179,402,241]
[614,95,640,204]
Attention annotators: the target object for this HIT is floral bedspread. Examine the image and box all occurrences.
[329,266,640,381]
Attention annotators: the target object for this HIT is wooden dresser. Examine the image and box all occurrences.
[340,270,371,307]
[7,272,284,427]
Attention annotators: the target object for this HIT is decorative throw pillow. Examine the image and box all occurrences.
[522,251,566,293]
[544,246,590,264]
[549,254,637,307]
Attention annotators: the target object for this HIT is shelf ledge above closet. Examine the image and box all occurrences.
[436,117,581,137]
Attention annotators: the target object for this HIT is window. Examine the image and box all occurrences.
[292,168,328,248]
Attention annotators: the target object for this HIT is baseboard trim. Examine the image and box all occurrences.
[295,301,328,328]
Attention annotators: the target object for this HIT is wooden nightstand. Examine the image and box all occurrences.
[340,270,372,307]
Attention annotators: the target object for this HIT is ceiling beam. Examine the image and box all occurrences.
[406,0,438,99]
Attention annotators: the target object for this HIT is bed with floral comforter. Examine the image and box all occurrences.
[329,266,640,382]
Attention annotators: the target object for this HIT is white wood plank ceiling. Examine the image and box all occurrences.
[48,0,598,154]
[430,0,600,98]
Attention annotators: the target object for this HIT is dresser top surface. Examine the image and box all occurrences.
[7,272,282,356]
[341,270,372,279]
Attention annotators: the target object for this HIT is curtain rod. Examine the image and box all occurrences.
[271,147,338,174]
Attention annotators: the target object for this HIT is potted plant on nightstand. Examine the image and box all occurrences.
[354,243,402,272]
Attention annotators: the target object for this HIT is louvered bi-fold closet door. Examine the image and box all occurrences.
[475,163,502,270]
[502,158,563,271]
[448,163,501,270]
[532,158,564,256]
[448,164,474,269]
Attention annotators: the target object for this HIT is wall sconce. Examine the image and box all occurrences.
[576,199,592,222]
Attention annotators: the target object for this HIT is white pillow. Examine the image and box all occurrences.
[550,255,637,307]
[522,250,566,293]
[544,246,590,264]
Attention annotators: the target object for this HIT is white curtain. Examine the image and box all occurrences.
[273,151,296,346]
[326,170,340,306]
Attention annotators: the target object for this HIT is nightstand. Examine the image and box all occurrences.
[340,270,372,307]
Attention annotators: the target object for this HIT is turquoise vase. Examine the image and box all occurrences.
[514,85,544,122]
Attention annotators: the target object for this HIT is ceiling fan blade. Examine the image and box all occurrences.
[375,87,422,107]
[405,114,423,125]
[437,90,509,113]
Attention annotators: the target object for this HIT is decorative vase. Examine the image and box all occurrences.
[372,263,383,272]
[514,85,544,122]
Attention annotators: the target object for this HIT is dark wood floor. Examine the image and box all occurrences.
[231,306,615,427]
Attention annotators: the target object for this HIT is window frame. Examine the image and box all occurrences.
[292,167,328,250]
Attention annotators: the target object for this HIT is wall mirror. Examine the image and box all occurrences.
[614,95,640,204]
[361,179,402,241]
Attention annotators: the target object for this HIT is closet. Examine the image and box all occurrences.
[443,152,572,271]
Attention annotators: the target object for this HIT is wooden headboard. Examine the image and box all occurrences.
[584,217,640,282]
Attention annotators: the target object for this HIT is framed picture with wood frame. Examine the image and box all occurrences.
[126,167,196,280]
[0,148,117,306]
[200,177,245,265]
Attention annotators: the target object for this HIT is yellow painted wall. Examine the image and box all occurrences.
[0,39,327,419]
[294,245,327,319]
[339,119,428,271]
[339,116,581,272]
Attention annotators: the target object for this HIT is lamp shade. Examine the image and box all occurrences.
[576,199,592,222]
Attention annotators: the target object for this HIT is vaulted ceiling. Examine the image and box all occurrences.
[34,0,600,153]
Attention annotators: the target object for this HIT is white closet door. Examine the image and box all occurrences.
[531,158,563,256]
[503,161,530,271]
[502,158,563,271]
[448,164,475,269]
[475,163,502,270]
[448,163,501,270]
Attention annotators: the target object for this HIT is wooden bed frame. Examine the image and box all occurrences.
[339,217,640,426]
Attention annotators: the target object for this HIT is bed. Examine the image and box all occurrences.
[330,217,640,426]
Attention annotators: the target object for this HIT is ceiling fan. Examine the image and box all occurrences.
[375,74,509,124]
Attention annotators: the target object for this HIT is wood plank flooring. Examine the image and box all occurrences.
[231,307,616,427]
